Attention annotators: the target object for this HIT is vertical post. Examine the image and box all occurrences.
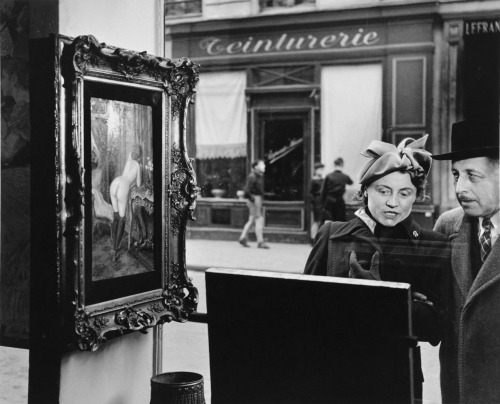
[153,324,163,376]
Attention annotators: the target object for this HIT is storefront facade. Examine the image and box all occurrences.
[165,1,500,242]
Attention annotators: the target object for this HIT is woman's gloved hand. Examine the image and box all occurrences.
[412,291,433,306]
[348,251,381,281]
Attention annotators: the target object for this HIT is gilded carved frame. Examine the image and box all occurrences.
[55,35,199,351]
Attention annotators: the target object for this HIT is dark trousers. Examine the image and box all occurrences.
[322,195,346,222]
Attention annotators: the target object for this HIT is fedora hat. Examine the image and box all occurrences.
[432,119,499,161]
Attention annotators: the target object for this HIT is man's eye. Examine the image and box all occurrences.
[469,174,479,182]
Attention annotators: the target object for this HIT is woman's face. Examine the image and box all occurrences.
[366,171,417,227]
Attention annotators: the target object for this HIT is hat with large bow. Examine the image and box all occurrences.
[358,135,432,185]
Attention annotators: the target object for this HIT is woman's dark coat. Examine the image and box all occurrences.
[304,215,451,397]
[304,216,451,345]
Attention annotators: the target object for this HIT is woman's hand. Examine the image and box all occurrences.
[348,251,381,281]
[412,292,434,306]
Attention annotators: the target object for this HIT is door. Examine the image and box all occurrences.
[257,112,308,202]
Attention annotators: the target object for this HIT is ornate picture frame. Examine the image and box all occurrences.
[55,35,199,351]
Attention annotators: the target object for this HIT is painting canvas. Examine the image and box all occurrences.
[90,98,154,281]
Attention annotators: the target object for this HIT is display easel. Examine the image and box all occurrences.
[206,268,416,404]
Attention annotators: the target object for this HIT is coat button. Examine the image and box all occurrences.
[412,230,418,238]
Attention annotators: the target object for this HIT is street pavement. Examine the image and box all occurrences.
[0,238,442,403]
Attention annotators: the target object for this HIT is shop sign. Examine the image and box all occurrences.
[199,28,380,57]
[465,19,500,36]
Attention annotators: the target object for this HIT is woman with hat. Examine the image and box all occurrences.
[304,135,450,400]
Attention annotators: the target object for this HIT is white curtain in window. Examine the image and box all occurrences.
[321,64,382,198]
[195,71,247,159]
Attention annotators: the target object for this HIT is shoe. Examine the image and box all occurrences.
[257,242,270,249]
[239,238,250,247]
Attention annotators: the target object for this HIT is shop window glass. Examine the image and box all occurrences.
[251,66,315,87]
[195,157,247,198]
[165,0,202,17]
[393,57,425,126]
[260,0,315,9]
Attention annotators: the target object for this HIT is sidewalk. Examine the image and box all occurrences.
[186,238,312,273]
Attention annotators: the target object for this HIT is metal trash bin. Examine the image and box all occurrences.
[150,372,206,404]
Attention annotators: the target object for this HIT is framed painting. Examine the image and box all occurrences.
[51,34,200,351]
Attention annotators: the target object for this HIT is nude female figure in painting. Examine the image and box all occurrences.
[109,143,142,261]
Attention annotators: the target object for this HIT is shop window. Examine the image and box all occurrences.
[165,0,202,17]
[251,66,315,87]
[195,157,247,198]
[392,57,426,127]
[260,0,315,9]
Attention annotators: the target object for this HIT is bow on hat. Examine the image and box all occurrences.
[358,135,432,185]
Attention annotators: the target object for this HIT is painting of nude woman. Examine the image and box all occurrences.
[90,97,154,281]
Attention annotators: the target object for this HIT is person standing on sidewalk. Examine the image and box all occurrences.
[309,162,325,243]
[321,157,353,222]
[432,120,500,404]
[239,159,270,249]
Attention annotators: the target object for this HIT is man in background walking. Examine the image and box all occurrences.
[321,157,353,222]
[239,159,270,249]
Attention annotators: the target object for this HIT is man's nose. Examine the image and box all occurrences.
[455,175,468,194]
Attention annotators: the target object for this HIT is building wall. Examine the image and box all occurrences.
[166,2,440,237]
[1,0,31,349]
[59,0,163,56]
[166,0,500,218]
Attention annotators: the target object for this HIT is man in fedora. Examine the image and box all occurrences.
[433,119,500,403]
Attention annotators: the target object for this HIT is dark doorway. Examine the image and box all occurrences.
[258,114,305,201]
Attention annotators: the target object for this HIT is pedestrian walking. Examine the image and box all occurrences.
[309,162,325,243]
[238,159,270,249]
[321,157,353,222]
